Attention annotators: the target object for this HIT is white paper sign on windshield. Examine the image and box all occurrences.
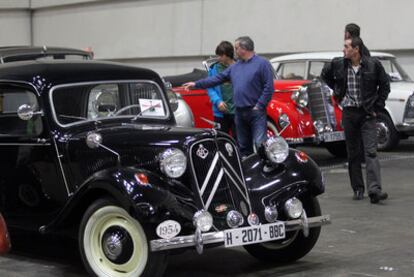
[139,99,165,116]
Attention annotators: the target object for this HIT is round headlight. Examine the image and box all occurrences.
[264,136,289,164]
[313,120,325,133]
[409,94,414,107]
[264,205,279,223]
[226,210,244,228]
[291,87,309,108]
[193,210,213,232]
[284,197,303,219]
[159,148,187,178]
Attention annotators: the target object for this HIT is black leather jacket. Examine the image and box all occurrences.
[321,56,390,113]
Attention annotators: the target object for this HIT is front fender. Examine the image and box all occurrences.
[41,167,195,233]
[243,149,324,216]
[267,99,314,139]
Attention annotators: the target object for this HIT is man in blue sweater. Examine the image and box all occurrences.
[183,36,274,157]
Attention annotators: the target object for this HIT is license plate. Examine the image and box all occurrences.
[223,222,285,247]
[323,131,345,142]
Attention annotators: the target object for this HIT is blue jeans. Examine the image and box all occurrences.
[235,107,267,157]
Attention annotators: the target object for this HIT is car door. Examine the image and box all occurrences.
[0,83,66,229]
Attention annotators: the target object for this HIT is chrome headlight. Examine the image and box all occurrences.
[313,120,325,133]
[264,205,279,223]
[291,87,308,108]
[193,210,213,232]
[284,197,303,219]
[404,92,414,119]
[166,89,179,112]
[264,136,289,164]
[159,148,187,178]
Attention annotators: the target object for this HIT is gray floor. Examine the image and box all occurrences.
[2,141,414,276]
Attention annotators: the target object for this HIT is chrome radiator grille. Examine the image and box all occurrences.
[189,138,251,219]
[307,82,337,129]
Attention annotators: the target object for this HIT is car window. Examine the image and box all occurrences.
[378,58,412,82]
[0,87,42,136]
[277,62,306,80]
[52,81,168,126]
[308,62,327,80]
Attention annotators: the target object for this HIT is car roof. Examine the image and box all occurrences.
[270,51,395,63]
[164,68,208,87]
[0,60,162,91]
[0,45,92,63]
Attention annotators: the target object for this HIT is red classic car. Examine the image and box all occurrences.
[164,59,346,157]
[0,213,11,254]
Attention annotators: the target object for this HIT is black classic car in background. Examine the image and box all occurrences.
[0,60,330,276]
[0,45,93,63]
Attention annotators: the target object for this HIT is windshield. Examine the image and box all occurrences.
[378,57,412,82]
[52,81,169,126]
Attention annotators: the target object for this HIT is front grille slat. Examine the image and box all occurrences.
[307,82,337,129]
[189,138,251,230]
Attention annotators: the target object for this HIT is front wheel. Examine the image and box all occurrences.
[79,199,168,277]
[376,112,399,151]
[244,197,321,263]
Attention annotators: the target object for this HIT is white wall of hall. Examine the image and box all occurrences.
[2,0,414,77]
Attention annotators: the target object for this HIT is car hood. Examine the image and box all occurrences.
[66,124,214,152]
[61,124,221,185]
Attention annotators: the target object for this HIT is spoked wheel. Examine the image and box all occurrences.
[79,199,167,277]
[244,197,321,263]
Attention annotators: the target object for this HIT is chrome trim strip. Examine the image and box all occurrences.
[219,152,244,187]
[150,215,331,252]
[200,152,219,195]
[51,136,71,196]
[205,168,224,209]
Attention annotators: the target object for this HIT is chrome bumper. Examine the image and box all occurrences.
[150,214,330,252]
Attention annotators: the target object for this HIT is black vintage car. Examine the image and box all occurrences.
[0,60,330,276]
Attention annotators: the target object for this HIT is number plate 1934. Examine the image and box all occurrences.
[223,222,285,247]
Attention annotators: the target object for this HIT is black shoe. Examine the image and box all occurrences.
[370,192,388,204]
[353,190,364,200]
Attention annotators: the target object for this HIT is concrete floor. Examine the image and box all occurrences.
[2,141,414,276]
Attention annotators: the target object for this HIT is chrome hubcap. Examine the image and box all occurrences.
[102,226,134,264]
[376,122,389,146]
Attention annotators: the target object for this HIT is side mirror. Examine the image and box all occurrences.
[17,104,43,121]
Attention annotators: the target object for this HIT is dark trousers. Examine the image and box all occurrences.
[214,114,236,140]
[342,107,382,195]
[235,107,267,157]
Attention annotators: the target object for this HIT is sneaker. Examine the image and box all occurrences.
[369,192,388,204]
